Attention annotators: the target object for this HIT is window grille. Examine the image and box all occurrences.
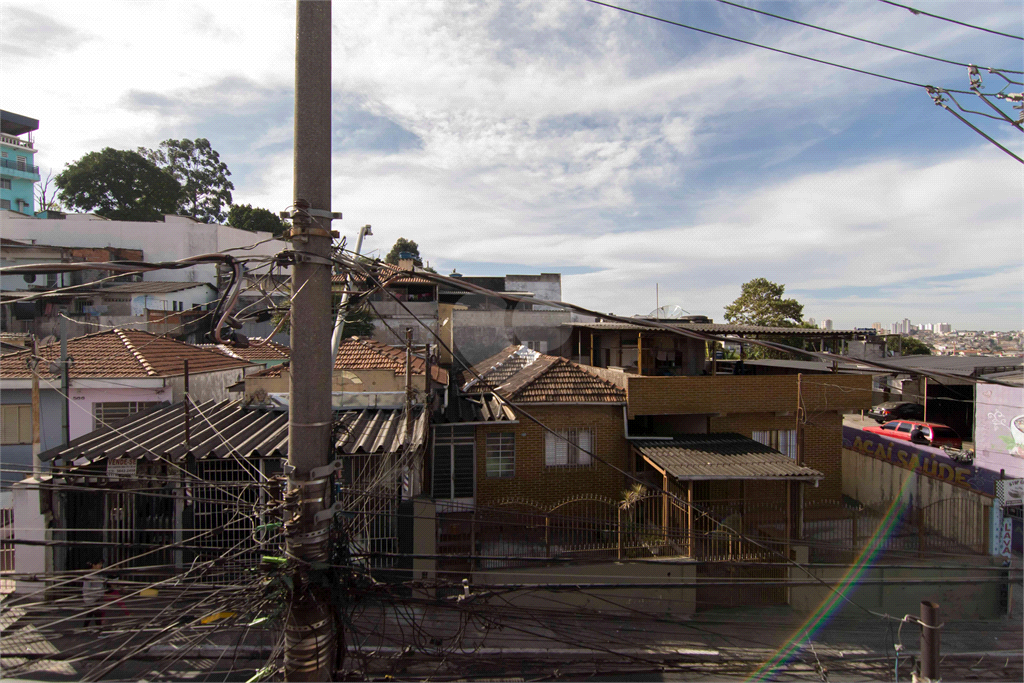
[93,401,163,429]
[545,428,594,467]
[485,432,515,478]
[432,425,475,499]
[751,429,797,459]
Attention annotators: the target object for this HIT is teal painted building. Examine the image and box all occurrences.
[0,111,40,216]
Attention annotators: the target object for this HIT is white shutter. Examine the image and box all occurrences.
[576,429,593,465]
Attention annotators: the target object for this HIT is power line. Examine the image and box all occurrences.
[583,0,974,93]
[716,0,1023,73]
[877,0,1024,41]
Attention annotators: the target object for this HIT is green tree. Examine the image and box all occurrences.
[886,336,931,356]
[723,278,804,327]
[384,238,422,265]
[139,138,234,223]
[228,203,289,237]
[337,305,376,338]
[54,148,182,221]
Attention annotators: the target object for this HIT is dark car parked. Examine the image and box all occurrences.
[867,401,924,423]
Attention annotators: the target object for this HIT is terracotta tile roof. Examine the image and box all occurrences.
[335,337,448,384]
[632,434,824,481]
[462,345,540,393]
[243,338,449,384]
[464,345,624,403]
[200,339,291,363]
[333,263,436,287]
[0,329,252,379]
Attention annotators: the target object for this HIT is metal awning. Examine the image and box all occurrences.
[631,434,824,481]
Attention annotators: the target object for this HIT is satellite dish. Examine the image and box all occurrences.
[646,304,691,319]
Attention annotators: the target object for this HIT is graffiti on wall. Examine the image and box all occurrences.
[843,425,1000,496]
[975,384,1024,480]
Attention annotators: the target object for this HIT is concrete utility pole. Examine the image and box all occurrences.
[284,0,337,679]
[919,601,940,682]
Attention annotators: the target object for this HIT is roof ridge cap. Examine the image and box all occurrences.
[115,329,158,376]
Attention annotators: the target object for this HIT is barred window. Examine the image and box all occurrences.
[93,401,163,429]
[752,429,797,459]
[485,432,515,478]
[545,428,593,467]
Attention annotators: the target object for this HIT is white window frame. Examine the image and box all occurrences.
[485,432,515,479]
[752,429,797,459]
[93,401,163,430]
[545,428,594,467]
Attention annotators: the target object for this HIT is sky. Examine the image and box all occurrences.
[3,0,1022,331]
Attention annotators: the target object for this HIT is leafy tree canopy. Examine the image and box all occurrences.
[887,336,932,356]
[54,148,182,221]
[339,305,376,338]
[723,278,804,327]
[228,203,289,237]
[384,238,421,265]
[139,138,234,223]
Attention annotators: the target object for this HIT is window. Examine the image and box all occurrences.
[0,199,9,210]
[16,156,27,171]
[880,423,897,431]
[524,340,548,353]
[485,432,515,478]
[93,401,163,429]
[432,425,475,499]
[897,422,913,433]
[0,179,11,190]
[545,429,593,467]
[752,429,797,459]
[1,405,33,445]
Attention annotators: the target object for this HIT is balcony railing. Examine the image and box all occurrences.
[0,157,39,176]
[0,133,34,150]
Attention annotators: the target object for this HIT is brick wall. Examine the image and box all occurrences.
[626,374,872,418]
[475,404,629,508]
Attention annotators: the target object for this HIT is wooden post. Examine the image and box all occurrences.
[183,359,190,451]
[589,333,594,367]
[637,333,643,375]
[469,508,477,572]
[545,514,551,559]
[923,376,928,423]
[850,506,858,552]
[711,342,717,376]
[30,336,41,477]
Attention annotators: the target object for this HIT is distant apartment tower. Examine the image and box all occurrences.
[871,322,883,332]
[922,323,934,332]
[820,319,833,330]
[899,318,911,335]
[0,111,40,216]
[937,322,952,334]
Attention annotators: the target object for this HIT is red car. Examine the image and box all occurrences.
[862,420,963,449]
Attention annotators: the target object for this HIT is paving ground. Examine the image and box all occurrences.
[2,582,1021,682]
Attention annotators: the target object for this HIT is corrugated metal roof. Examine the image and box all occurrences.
[881,355,1022,376]
[433,392,517,424]
[632,434,824,481]
[200,339,290,362]
[40,399,428,465]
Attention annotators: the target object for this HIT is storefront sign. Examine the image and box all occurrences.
[106,457,137,480]
[843,425,1000,496]
[999,518,1013,558]
[997,478,1024,507]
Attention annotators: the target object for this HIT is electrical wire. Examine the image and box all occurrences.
[877,0,1024,41]
[583,0,976,93]
[716,0,1023,73]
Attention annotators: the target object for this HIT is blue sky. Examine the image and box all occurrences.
[3,0,1022,330]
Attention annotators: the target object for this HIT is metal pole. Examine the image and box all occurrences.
[920,601,940,682]
[330,224,371,361]
[30,336,41,476]
[285,0,337,679]
[183,360,190,451]
[60,316,69,446]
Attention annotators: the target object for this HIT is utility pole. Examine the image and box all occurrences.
[30,336,41,477]
[919,601,940,682]
[284,1,337,679]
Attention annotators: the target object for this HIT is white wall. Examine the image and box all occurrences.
[67,385,173,439]
[128,286,216,316]
[0,214,287,286]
